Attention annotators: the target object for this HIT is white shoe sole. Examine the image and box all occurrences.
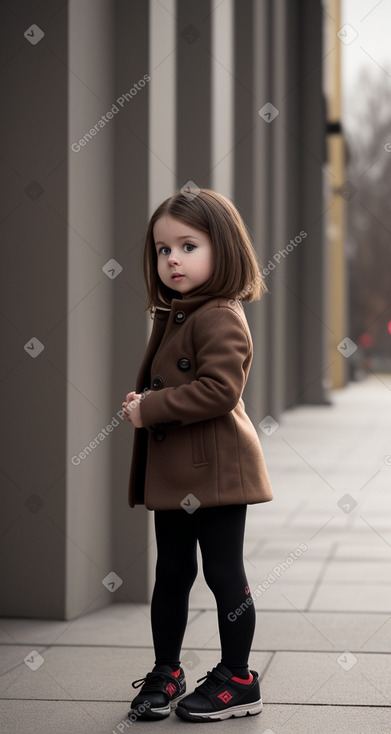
[147,692,188,716]
[129,691,187,719]
[177,696,263,721]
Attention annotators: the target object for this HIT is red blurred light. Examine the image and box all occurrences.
[387,320,391,336]
[358,332,373,349]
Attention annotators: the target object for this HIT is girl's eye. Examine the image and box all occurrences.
[157,243,195,255]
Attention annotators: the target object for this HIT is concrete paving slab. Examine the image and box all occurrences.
[184,609,391,653]
[0,605,198,646]
[260,703,391,733]
[333,544,391,560]
[251,584,316,611]
[0,618,69,646]
[1,700,390,734]
[322,560,391,584]
[191,553,322,593]
[0,700,145,734]
[0,645,272,702]
[246,536,331,554]
[262,651,391,706]
[0,645,154,701]
[250,611,391,653]
[244,557,324,584]
[254,537,345,557]
[187,580,315,611]
[310,583,391,612]
[0,644,47,677]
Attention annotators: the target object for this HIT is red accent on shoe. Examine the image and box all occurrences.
[231,673,253,684]
[171,669,181,678]
[165,682,177,696]
[217,690,233,704]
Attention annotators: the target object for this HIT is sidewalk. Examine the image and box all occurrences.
[1,374,391,733]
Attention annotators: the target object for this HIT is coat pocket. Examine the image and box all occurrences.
[190,423,209,466]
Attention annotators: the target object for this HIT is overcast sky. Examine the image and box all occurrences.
[341,0,391,95]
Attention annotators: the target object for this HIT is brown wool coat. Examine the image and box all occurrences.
[128,293,273,511]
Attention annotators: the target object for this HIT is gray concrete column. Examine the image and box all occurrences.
[210,0,233,197]
[110,0,154,604]
[246,0,274,425]
[281,0,304,409]
[232,0,267,427]
[0,1,69,618]
[269,0,289,419]
[66,0,117,619]
[1,0,121,619]
[298,0,329,404]
[177,0,212,187]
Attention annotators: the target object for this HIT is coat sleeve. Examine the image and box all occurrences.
[139,306,252,430]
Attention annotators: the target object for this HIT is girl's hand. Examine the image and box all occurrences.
[122,391,144,428]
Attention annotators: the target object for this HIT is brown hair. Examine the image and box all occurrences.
[143,188,269,313]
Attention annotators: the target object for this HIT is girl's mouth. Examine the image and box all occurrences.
[172,275,185,281]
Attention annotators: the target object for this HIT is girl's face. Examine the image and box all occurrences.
[153,215,214,297]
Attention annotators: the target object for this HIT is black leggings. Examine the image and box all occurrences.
[150,504,255,673]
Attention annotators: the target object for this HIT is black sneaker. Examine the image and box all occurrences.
[175,662,262,722]
[129,664,186,720]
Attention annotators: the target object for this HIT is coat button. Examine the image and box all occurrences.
[153,430,166,441]
[152,376,164,389]
[177,357,191,370]
[174,310,186,323]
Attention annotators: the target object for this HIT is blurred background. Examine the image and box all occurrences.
[340,0,391,378]
[0,0,390,621]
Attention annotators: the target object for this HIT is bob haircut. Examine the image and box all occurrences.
[143,188,269,313]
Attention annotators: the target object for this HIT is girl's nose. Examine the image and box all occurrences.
[168,251,180,265]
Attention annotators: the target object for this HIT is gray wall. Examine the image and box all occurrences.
[1,0,329,619]
[1,1,69,618]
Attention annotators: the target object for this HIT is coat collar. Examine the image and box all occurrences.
[154,293,221,320]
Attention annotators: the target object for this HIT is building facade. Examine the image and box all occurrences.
[1,0,344,619]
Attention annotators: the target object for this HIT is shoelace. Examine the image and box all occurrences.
[194,666,227,695]
[131,670,180,693]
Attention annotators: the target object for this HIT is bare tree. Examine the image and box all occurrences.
[344,65,391,366]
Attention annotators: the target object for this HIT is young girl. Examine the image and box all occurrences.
[122,188,273,723]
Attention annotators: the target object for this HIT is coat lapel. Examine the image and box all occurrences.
[135,310,169,392]
[135,294,220,392]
